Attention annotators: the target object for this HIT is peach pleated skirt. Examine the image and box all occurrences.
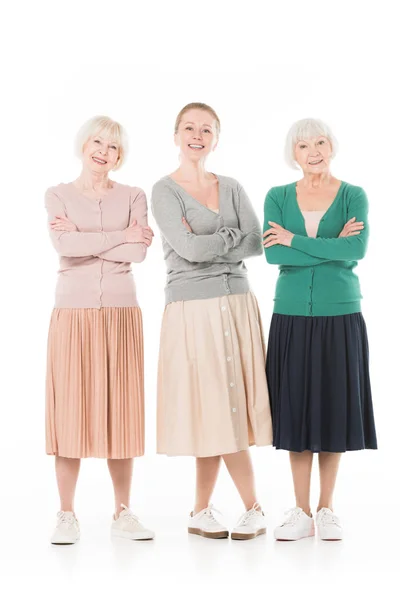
[157,292,272,457]
[46,307,144,459]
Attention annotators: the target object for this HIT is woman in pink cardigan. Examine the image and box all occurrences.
[45,116,154,544]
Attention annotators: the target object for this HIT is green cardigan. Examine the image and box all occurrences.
[263,181,369,316]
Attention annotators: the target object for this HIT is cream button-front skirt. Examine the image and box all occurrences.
[157,292,272,457]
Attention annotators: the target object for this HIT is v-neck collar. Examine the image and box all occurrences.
[166,175,221,216]
[292,180,345,237]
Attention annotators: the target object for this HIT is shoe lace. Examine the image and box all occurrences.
[281,507,303,526]
[57,511,76,528]
[203,504,223,524]
[236,503,262,526]
[120,504,140,524]
[318,509,340,526]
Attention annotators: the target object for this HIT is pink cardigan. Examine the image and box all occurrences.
[45,182,148,308]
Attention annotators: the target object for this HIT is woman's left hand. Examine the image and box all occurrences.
[50,216,78,232]
[263,221,294,248]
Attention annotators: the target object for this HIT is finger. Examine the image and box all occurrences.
[347,231,361,236]
[263,239,278,248]
[268,221,283,230]
[129,220,137,227]
[263,229,278,238]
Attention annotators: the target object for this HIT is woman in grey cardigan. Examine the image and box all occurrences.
[151,102,272,541]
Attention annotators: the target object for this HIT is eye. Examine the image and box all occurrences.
[318,140,325,145]
[299,144,307,149]
[110,145,117,150]
[203,129,211,134]
[185,126,193,131]
[94,139,101,144]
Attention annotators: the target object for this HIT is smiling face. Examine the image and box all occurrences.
[174,109,218,161]
[294,136,333,174]
[82,134,120,173]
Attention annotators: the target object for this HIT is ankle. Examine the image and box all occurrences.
[298,506,312,517]
[245,501,261,512]
[317,505,333,513]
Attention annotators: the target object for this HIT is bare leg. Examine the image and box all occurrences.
[55,456,81,513]
[107,458,134,517]
[317,452,341,512]
[289,451,313,516]
[222,450,258,510]
[194,456,221,514]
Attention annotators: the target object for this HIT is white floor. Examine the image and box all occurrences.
[2,448,397,599]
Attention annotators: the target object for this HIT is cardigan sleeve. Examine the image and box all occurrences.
[263,188,330,266]
[45,189,125,257]
[96,188,148,263]
[291,187,369,261]
[211,183,263,263]
[151,182,243,263]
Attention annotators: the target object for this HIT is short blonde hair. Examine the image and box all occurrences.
[75,115,128,170]
[174,102,221,139]
[285,118,338,170]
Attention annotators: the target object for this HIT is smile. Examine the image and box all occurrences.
[92,157,107,165]
[309,159,323,165]
[188,144,204,150]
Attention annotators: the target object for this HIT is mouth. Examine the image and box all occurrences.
[308,159,323,166]
[188,144,204,150]
[92,156,107,165]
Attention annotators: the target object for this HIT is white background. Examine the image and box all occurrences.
[1,1,399,598]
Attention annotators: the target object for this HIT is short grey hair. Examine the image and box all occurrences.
[284,118,338,170]
[75,115,129,170]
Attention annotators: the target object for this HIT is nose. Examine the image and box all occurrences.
[310,145,321,157]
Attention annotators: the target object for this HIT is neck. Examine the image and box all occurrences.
[76,168,112,191]
[301,171,333,189]
[174,157,211,184]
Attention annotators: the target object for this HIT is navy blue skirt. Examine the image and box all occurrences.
[266,312,377,453]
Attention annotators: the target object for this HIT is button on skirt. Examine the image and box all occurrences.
[266,312,377,453]
[157,292,272,457]
[45,307,144,459]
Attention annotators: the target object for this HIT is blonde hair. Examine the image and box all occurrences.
[75,115,128,170]
[174,102,221,138]
[285,118,338,170]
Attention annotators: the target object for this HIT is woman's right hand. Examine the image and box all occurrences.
[339,217,364,237]
[125,220,154,246]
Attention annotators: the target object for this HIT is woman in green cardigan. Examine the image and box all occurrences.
[263,118,377,542]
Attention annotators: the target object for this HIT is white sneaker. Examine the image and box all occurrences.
[274,507,315,541]
[316,508,343,541]
[51,511,80,545]
[111,504,155,540]
[231,503,267,540]
[188,505,229,539]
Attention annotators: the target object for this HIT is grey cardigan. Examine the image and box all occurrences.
[151,175,263,304]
